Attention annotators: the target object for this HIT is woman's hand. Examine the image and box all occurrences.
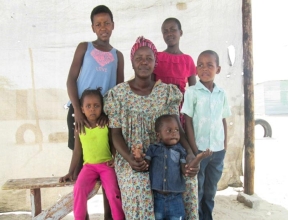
[128,153,148,172]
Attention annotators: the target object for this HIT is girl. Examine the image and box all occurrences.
[60,88,125,220]
[153,17,197,130]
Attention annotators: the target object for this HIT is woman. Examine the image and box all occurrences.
[104,36,198,219]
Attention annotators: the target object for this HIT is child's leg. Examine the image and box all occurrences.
[102,188,112,220]
[73,164,99,220]
[199,150,225,220]
[73,155,84,180]
[98,164,125,220]
[166,193,185,219]
[153,192,165,220]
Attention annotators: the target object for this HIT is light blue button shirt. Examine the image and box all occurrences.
[181,81,231,152]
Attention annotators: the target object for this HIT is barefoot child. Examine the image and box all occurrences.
[133,114,211,220]
[66,5,124,218]
[60,89,125,220]
[181,50,232,220]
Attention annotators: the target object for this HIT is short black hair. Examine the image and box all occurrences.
[162,17,182,30]
[199,50,220,66]
[155,114,177,132]
[90,5,113,23]
[80,88,104,110]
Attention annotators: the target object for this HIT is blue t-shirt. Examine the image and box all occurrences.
[145,142,187,193]
[68,42,118,105]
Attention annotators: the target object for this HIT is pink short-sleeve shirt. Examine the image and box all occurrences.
[154,52,196,93]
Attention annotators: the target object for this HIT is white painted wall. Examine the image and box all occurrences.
[0,0,243,211]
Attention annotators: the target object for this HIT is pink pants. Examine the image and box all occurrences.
[73,163,125,220]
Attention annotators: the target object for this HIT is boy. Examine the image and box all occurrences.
[66,5,124,219]
[181,50,231,220]
[133,115,211,219]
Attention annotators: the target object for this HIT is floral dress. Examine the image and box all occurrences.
[104,81,198,220]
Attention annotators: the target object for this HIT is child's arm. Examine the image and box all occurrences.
[178,146,188,175]
[184,114,198,156]
[132,144,152,166]
[223,118,228,151]
[188,56,196,86]
[59,132,82,182]
[188,75,196,86]
[132,144,144,162]
[181,163,186,175]
[143,145,153,166]
[109,128,116,158]
[67,42,90,134]
[172,115,198,177]
[116,50,124,84]
[172,115,195,157]
[189,149,213,171]
[95,50,124,128]
[107,128,115,167]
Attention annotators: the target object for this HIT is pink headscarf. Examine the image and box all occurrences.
[130,36,158,67]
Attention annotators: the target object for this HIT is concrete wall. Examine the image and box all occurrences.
[0,0,244,211]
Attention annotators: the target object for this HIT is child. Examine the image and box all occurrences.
[181,50,232,220]
[60,89,125,220]
[66,5,124,218]
[153,17,197,129]
[133,115,211,220]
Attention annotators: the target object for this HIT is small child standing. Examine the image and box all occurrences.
[133,115,211,220]
[181,50,232,220]
[60,89,125,220]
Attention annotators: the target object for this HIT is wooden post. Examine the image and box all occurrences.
[30,188,42,217]
[242,0,255,195]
